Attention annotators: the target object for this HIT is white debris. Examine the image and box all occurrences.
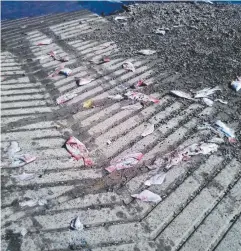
[114,16,128,22]
[194,86,221,98]
[231,78,241,92]
[141,124,155,137]
[37,39,52,45]
[121,103,143,110]
[70,216,84,231]
[215,99,228,105]
[10,154,36,167]
[131,190,162,203]
[19,200,38,207]
[108,94,124,101]
[11,172,35,182]
[7,141,21,158]
[215,120,235,138]
[123,62,135,72]
[155,29,166,35]
[19,198,47,207]
[138,49,156,55]
[76,77,94,86]
[203,98,214,107]
[170,90,194,100]
[144,173,166,186]
[107,140,112,145]
[208,137,225,144]
[56,92,77,105]
[192,142,219,155]
[38,199,48,206]
[20,228,28,237]
[60,68,72,77]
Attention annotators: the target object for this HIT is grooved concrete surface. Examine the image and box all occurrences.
[1,10,241,251]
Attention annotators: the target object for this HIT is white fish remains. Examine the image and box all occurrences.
[123,62,135,72]
[194,86,221,98]
[56,92,77,105]
[7,141,21,158]
[215,120,235,139]
[138,49,156,55]
[75,77,94,86]
[170,90,194,100]
[121,103,143,110]
[70,216,84,231]
[144,173,166,186]
[11,172,35,182]
[203,98,214,107]
[131,190,162,203]
[141,124,155,137]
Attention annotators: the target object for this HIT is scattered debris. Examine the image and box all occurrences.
[138,49,156,55]
[83,99,94,109]
[149,142,219,170]
[20,228,28,237]
[59,68,72,77]
[121,103,143,110]
[203,98,214,107]
[170,90,194,100]
[70,216,84,231]
[215,99,228,105]
[137,79,153,87]
[125,91,160,104]
[37,39,52,45]
[231,77,241,92]
[141,124,155,137]
[19,200,38,207]
[131,190,162,203]
[48,51,69,62]
[19,198,47,207]
[155,28,166,35]
[65,136,93,166]
[12,172,35,182]
[48,64,65,78]
[114,16,128,22]
[75,76,94,86]
[107,140,112,145]
[56,92,77,105]
[7,141,21,158]
[208,137,225,144]
[123,62,135,72]
[11,154,36,167]
[194,86,221,98]
[105,152,143,173]
[108,94,124,101]
[91,56,110,64]
[215,120,236,141]
[144,172,166,186]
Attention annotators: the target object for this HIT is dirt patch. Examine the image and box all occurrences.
[81,2,241,121]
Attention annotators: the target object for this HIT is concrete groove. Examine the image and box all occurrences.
[1,9,240,251]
